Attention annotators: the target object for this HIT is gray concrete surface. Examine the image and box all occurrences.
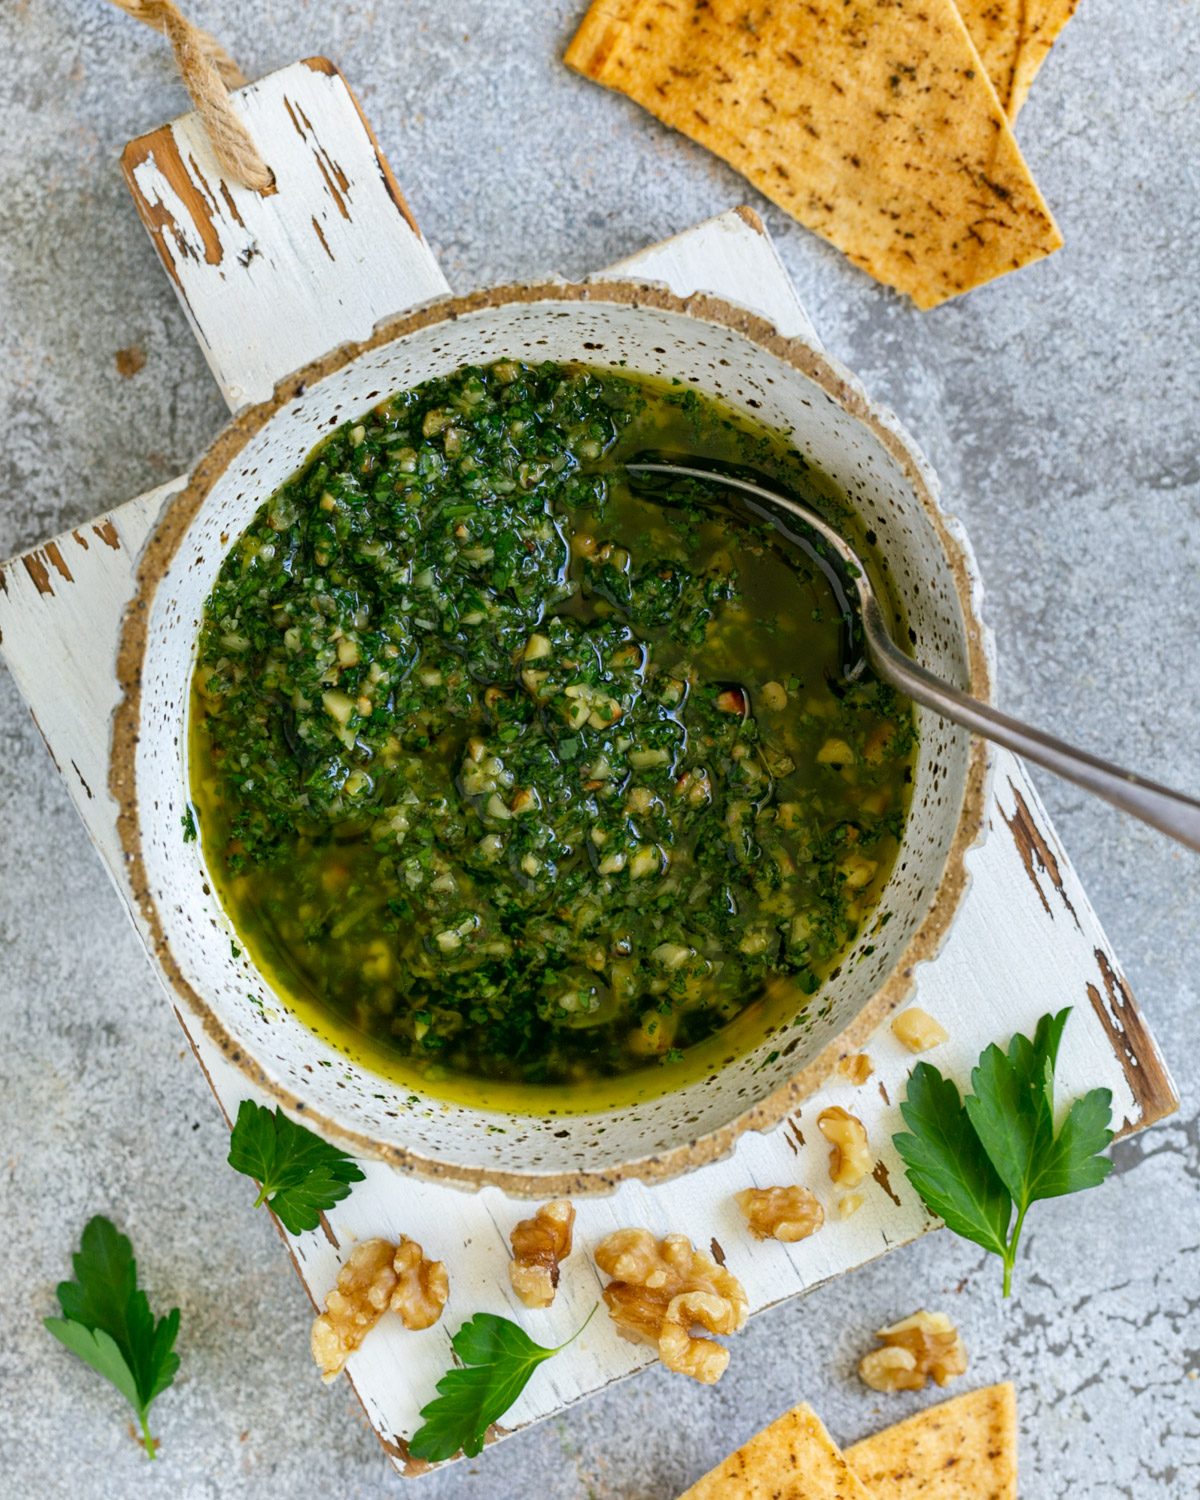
[2,1,1198,1495]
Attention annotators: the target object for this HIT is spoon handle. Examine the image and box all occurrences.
[865,610,1200,853]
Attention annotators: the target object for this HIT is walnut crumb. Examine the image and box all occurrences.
[509,1199,576,1308]
[816,1105,872,1187]
[311,1236,448,1380]
[837,1052,874,1085]
[735,1185,824,1243]
[891,1007,949,1053]
[838,1193,865,1219]
[858,1310,968,1392]
[114,344,146,378]
[595,1229,748,1384]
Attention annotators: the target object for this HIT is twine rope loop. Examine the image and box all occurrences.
[106,0,273,191]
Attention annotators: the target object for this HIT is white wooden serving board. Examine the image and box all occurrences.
[0,60,1177,1477]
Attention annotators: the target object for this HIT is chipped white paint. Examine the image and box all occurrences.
[0,61,1176,1476]
[124,59,450,412]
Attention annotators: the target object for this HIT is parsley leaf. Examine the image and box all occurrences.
[409,1308,595,1462]
[963,1009,1068,1204]
[893,1008,1114,1295]
[227,1099,365,1235]
[44,1216,180,1458]
[893,1061,1012,1260]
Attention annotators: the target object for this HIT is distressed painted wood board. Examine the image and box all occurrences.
[0,60,1177,1476]
[121,57,450,412]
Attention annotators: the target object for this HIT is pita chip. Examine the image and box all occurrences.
[677,1402,877,1499]
[566,0,1061,308]
[954,1,1082,120]
[846,1382,1018,1498]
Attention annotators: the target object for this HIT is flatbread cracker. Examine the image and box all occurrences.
[954,1,1082,120]
[846,1382,1018,1498]
[677,1402,876,1499]
[566,0,1062,308]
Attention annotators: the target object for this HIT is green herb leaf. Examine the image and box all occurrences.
[44,1216,180,1458]
[963,1009,1069,1205]
[227,1099,365,1235]
[1030,1086,1115,1198]
[893,1062,1012,1259]
[409,1309,595,1462]
[893,1009,1114,1296]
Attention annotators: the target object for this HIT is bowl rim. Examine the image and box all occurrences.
[110,279,994,1196]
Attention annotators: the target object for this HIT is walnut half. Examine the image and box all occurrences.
[735,1185,824,1243]
[595,1229,748,1384]
[311,1236,448,1381]
[509,1199,576,1308]
[816,1105,872,1188]
[858,1310,968,1392]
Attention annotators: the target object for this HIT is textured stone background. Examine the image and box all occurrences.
[1,2,1198,1495]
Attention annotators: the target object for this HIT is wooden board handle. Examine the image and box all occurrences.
[122,57,450,413]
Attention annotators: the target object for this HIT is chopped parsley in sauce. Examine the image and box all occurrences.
[190,361,914,1107]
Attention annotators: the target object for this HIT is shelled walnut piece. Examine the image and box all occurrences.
[392,1236,451,1330]
[891,1007,950,1053]
[836,1052,874,1085]
[509,1199,576,1308]
[310,1236,449,1381]
[816,1106,872,1188]
[595,1229,748,1384]
[858,1310,968,1393]
[735,1185,824,1243]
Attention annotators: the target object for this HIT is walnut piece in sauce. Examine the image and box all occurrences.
[594,1229,748,1384]
[735,1185,824,1243]
[310,1236,448,1380]
[836,1052,874,1085]
[816,1106,872,1188]
[509,1199,576,1308]
[891,1007,950,1053]
[858,1310,968,1392]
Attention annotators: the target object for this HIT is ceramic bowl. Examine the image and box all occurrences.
[113,282,992,1195]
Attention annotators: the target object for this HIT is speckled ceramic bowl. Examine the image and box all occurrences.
[112,283,992,1195]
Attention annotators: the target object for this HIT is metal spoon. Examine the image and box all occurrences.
[625,458,1200,854]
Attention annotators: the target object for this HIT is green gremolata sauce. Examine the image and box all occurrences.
[189,361,914,1112]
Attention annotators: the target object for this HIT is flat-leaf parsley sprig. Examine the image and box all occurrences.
[227,1099,365,1235]
[894,1008,1113,1296]
[44,1216,181,1458]
[409,1308,596,1462]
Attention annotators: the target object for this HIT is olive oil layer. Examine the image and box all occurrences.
[190,362,915,1112]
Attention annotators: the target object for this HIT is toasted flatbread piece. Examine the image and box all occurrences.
[566,0,1061,309]
[954,1,1082,120]
[846,1383,1018,1498]
[677,1402,877,1499]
